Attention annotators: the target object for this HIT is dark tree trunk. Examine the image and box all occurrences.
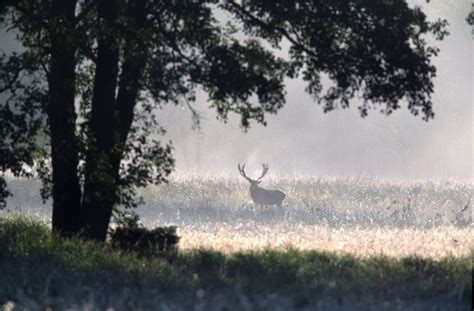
[81,0,121,241]
[112,0,148,171]
[81,0,147,241]
[48,0,82,237]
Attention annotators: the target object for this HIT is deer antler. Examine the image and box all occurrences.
[256,163,269,181]
[238,163,253,182]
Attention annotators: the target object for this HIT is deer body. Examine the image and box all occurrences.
[238,163,286,207]
[249,185,286,207]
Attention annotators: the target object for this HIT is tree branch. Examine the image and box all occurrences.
[0,56,23,94]
[226,0,318,59]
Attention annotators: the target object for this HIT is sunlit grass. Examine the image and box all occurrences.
[3,177,472,261]
[139,176,471,228]
[178,224,472,259]
[0,215,471,309]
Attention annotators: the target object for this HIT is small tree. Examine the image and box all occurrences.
[0,0,447,241]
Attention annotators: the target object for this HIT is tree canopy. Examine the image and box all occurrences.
[0,0,447,240]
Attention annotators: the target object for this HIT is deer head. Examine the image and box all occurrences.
[237,163,269,188]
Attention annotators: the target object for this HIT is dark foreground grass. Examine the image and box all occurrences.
[0,216,471,310]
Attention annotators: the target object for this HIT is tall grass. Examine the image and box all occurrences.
[139,177,472,228]
[4,177,472,228]
[3,177,472,259]
[0,215,471,309]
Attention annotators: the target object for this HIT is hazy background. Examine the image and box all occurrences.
[1,1,471,263]
[156,0,472,181]
[1,0,472,181]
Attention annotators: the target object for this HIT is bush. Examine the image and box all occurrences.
[110,219,180,257]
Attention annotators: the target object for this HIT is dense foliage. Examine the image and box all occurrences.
[110,213,179,256]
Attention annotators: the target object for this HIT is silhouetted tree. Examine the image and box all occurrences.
[467,5,474,26]
[0,0,448,241]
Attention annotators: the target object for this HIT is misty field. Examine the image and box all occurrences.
[1,177,472,309]
[4,176,472,259]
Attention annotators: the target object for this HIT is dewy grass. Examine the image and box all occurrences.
[4,177,472,259]
[0,215,471,309]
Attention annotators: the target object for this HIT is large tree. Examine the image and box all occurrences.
[0,0,447,241]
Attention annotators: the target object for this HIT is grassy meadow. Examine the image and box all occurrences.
[1,177,472,309]
[0,216,471,310]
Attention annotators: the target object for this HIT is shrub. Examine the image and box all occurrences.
[110,215,180,257]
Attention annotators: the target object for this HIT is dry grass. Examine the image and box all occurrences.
[4,176,473,261]
[178,224,472,259]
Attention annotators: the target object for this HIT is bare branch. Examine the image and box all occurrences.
[183,97,202,130]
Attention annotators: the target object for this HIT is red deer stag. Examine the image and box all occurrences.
[238,163,285,207]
